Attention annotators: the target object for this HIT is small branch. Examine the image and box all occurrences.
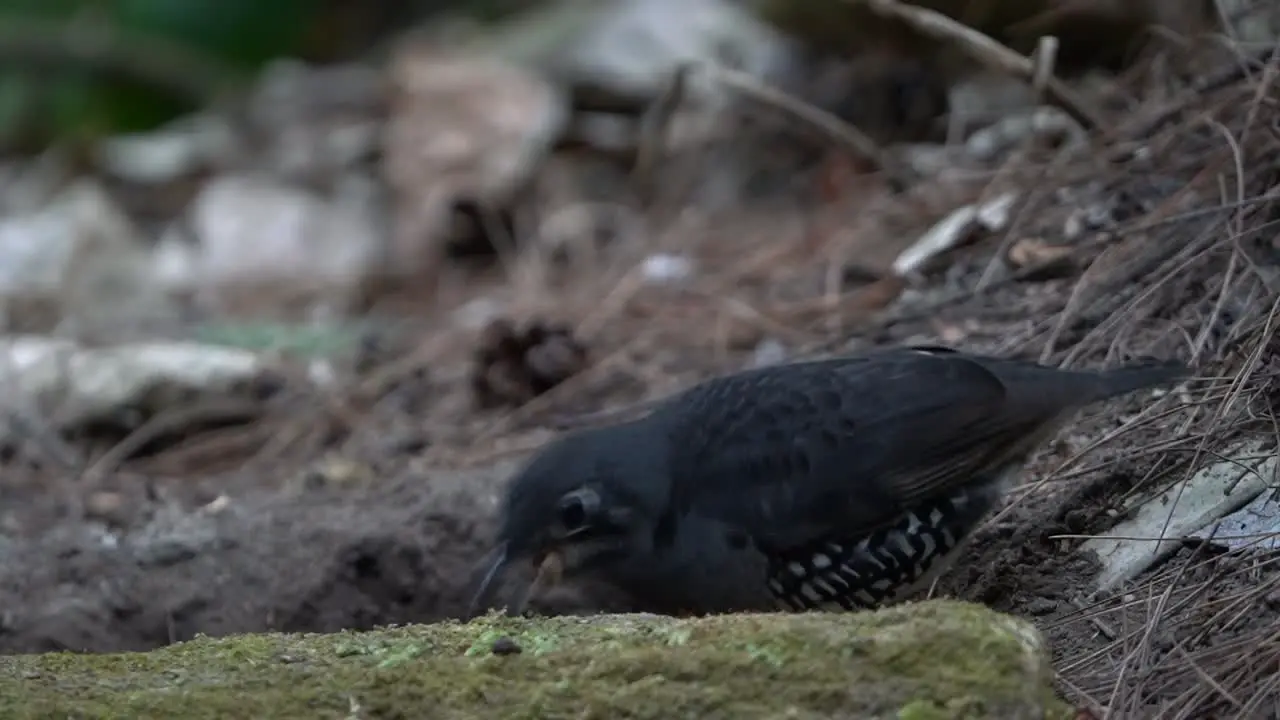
[631,64,690,204]
[81,399,263,484]
[850,0,1106,132]
[1030,35,1059,101]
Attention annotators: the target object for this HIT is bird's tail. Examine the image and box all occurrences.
[1090,358,1190,400]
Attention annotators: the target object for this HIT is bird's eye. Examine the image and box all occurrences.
[556,488,599,532]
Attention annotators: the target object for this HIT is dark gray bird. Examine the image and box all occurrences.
[468,345,1188,616]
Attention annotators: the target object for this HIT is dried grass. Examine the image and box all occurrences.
[953,46,1280,718]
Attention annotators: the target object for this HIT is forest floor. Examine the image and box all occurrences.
[2,46,1280,720]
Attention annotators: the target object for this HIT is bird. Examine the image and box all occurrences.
[466,345,1189,617]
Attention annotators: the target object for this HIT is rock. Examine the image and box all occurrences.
[640,253,694,285]
[748,338,788,369]
[0,600,1069,719]
[467,0,799,208]
[83,492,129,527]
[452,297,505,331]
[1083,439,1273,593]
[0,180,183,338]
[96,116,237,183]
[182,173,384,313]
[0,335,268,437]
[489,635,523,655]
[541,0,792,102]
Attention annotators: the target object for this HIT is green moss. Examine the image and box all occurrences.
[0,600,1071,719]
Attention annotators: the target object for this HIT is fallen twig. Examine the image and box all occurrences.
[632,63,690,204]
[633,60,918,192]
[850,0,1106,131]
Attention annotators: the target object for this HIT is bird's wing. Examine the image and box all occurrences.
[657,348,1064,549]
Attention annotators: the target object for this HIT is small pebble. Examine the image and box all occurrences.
[84,491,129,526]
[748,339,787,369]
[491,636,522,656]
[454,298,504,330]
[381,430,429,455]
[640,253,693,284]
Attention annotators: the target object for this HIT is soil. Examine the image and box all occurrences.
[2,301,1273,718]
[0,393,1096,648]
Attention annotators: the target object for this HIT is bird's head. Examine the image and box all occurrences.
[467,422,669,617]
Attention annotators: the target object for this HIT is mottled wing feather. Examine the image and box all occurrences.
[655,349,1056,550]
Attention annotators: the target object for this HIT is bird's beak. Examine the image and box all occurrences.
[466,544,567,619]
[467,543,511,619]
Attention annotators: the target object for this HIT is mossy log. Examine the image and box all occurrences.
[0,600,1071,719]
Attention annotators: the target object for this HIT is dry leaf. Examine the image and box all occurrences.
[1007,237,1076,280]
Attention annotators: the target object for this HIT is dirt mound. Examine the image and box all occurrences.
[0,466,494,654]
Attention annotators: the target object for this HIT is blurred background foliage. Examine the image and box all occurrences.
[0,0,1204,155]
[0,0,528,153]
